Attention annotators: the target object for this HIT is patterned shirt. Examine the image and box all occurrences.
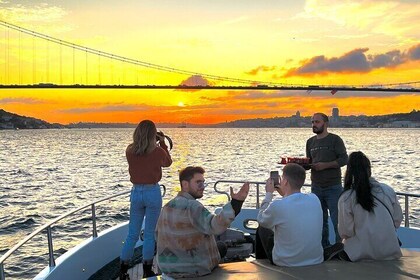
[156,191,235,278]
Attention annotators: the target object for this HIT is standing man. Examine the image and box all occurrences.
[306,112,348,248]
[256,163,324,266]
[156,166,249,278]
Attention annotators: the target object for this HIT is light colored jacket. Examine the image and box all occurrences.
[156,191,235,278]
[257,192,324,266]
[338,178,403,261]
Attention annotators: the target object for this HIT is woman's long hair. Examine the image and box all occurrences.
[343,151,376,212]
[130,120,157,156]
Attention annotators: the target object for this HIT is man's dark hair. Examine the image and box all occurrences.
[314,112,329,122]
[283,163,306,189]
[179,166,205,185]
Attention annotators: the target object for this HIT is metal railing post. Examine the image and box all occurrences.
[92,204,98,238]
[46,226,56,268]
[0,262,6,280]
[405,196,409,228]
[256,183,260,209]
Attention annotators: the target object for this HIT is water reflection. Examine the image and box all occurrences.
[0,127,418,279]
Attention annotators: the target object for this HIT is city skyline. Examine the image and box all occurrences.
[0,1,419,124]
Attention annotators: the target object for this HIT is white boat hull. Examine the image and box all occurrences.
[34,208,420,279]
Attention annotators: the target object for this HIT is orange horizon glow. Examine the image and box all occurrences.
[0,1,419,124]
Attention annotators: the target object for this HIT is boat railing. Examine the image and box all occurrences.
[214,180,419,228]
[396,192,420,227]
[0,185,166,280]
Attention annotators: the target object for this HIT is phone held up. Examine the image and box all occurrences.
[270,170,280,188]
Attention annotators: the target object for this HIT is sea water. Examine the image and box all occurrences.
[0,128,419,279]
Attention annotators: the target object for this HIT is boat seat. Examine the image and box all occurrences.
[182,249,420,280]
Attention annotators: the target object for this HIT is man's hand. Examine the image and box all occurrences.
[265,178,275,193]
[312,161,339,171]
[230,182,250,201]
[312,162,325,171]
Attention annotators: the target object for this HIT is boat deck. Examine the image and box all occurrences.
[126,249,420,280]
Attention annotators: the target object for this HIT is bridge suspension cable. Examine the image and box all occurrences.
[0,20,419,90]
[0,20,281,86]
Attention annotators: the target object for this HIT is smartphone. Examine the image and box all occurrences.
[270,171,280,188]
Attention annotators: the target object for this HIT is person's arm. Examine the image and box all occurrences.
[334,136,348,167]
[230,182,249,216]
[158,145,172,167]
[306,138,312,159]
[312,136,348,171]
[187,200,235,235]
[257,179,277,230]
[390,190,403,228]
[338,192,354,239]
[187,183,249,235]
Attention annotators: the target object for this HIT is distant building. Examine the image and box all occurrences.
[295,111,301,118]
[330,107,340,125]
[332,108,339,119]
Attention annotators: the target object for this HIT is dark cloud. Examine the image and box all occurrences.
[177,75,212,92]
[180,75,211,86]
[369,50,403,68]
[0,97,46,104]
[285,48,371,76]
[58,104,151,114]
[407,43,420,60]
[245,65,277,76]
[284,43,420,77]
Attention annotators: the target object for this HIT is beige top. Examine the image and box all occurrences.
[338,178,403,261]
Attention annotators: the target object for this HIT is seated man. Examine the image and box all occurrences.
[256,163,324,266]
[156,166,249,278]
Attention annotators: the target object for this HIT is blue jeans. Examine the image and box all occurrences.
[311,184,343,248]
[121,184,162,263]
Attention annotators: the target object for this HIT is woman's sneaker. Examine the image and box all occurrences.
[323,242,344,261]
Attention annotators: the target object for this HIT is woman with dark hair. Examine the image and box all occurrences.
[120,120,172,279]
[338,151,403,261]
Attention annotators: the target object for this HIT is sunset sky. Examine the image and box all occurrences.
[0,0,419,124]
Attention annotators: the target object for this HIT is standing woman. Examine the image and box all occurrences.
[338,151,403,261]
[120,120,172,279]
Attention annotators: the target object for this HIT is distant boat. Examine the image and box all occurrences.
[178,122,187,128]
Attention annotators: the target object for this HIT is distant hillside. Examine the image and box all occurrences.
[0,109,66,129]
[1,109,419,129]
[67,122,137,129]
[215,110,419,128]
[67,122,209,128]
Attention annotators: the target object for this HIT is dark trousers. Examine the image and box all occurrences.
[255,226,274,264]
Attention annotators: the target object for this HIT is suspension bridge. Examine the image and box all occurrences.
[0,20,419,92]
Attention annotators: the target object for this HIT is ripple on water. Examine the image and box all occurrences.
[0,217,38,233]
[0,128,419,280]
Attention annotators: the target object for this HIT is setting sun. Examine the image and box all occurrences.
[178,102,185,107]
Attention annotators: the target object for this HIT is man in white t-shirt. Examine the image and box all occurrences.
[256,163,324,266]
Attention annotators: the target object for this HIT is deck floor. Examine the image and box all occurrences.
[123,249,420,280]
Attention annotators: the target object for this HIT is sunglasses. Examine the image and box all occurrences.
[197,182,208,189]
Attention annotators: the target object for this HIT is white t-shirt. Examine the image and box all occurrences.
[257,192,323,267]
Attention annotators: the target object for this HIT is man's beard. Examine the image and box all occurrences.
[313,126,324,134]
